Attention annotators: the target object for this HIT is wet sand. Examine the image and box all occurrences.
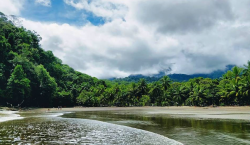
[25,106,250,121]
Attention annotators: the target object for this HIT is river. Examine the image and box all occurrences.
[0,108,250,144]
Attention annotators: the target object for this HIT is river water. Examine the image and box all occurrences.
[0,109,250,145]
[0,111,181,145]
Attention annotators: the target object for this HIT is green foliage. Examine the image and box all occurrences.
[160,76,171,91]
[35,65,57,107]
[139,95,150,106]
[7,65,30,106]
[77,90,96,107]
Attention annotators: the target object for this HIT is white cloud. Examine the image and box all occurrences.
[63,0,128,21]
[133,0,233,34]
[35,0,51,7]
[16,0,250,78]
[21,18,180,78]
[0,0,24,15]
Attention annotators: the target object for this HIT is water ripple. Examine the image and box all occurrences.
[0,117,182,145]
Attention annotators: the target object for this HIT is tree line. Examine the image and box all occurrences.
[0,12,250,108]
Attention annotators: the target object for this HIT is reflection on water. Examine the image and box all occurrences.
[0,114,181,145]
[62,111,250,145]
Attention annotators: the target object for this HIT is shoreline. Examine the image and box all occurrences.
[21,106,250,121]
[0,110,24,122]
[1,106,249,122]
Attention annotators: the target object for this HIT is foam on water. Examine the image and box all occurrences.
[0,117,183,145]
[0,111,183,144]
[0,111,24,123]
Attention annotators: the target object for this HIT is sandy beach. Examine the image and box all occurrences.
[23,106,250,121]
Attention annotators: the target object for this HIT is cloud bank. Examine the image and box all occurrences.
[2,0,250,78]
[0,0,24,15]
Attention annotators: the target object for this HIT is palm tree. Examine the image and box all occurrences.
[173,85,187,106]
[218,79,240,106]
[149,82,163,105]
[243,61,250,76]
[112,84,121,106]
[119,90,129,106]
[222,71,234,79]
[161,90,173,106]
[137,79,148,99]
[103,88,115,106]
[160,76,171,91]
[207,80,219,106]
[129,82,137,106]
[217,79,230,105]
[192,85,207,106]
[70,84,78,105]
[238,76,250,105]
[186,95,196,106]
[232,66,243,80]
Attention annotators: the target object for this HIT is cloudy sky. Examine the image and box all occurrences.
[1,0,250,78]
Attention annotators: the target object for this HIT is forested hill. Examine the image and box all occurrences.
[0,12,105,107]
[1,12,250,108]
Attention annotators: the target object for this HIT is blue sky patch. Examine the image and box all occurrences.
[21,0,105,26]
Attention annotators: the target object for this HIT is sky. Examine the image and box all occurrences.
[1,0,250,79]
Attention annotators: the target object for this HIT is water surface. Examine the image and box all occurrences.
[0,111,181,145]
[1,109,250,145]
[0,111,23,123]
[62,110,250,145]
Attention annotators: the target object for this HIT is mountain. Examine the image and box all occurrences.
[109,65,235,83]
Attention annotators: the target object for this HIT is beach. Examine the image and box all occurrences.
[25,106,250,121]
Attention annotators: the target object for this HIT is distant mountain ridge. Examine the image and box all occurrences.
[109,65,235,83]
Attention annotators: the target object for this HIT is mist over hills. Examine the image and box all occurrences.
[109,65,235,83]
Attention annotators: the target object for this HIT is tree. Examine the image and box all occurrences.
[243,61,250,76]
[139,95,150,106]
[192,85,207,106]
[77,90,95,107]
[36,65,57,107]
[173,84,187,106]
[104,88,116,106]
[137,79,148,100]
[160,76,171,91]
[55,91,73,107]
[0,36,11,63]
[232,66,243,80]
[239,76,250,105]
[129,82,138,106]
[119,89,130,106]
[149,82,163,105]
[207,80,219,106]
[7,65,30,106]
